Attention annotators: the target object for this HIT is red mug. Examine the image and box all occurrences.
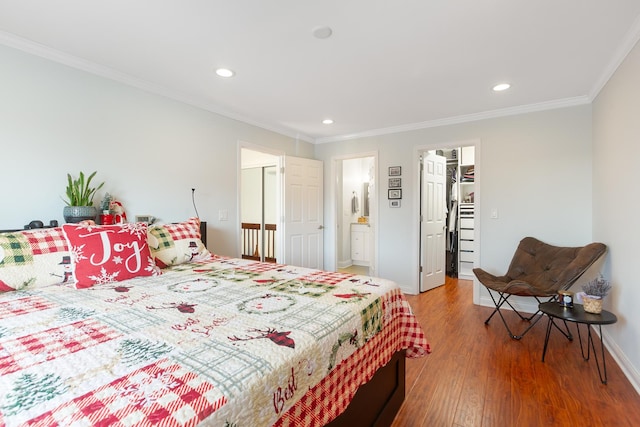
[100,214,114,225]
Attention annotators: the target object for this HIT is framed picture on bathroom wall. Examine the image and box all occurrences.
[388,177,401,188]
[388,189,402,199]
[388,166,401,176]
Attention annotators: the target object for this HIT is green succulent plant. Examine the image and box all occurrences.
[63,171,104,206]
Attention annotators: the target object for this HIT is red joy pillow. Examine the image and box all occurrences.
[62,223,158,288]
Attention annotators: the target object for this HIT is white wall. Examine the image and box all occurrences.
[0,44,314,257]
[315,105,594,295]
[593,39,640,392]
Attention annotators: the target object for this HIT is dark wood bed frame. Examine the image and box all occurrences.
[2,219,405,426]
[328,349,406,427]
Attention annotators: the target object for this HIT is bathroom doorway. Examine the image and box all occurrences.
[335,154,377,276]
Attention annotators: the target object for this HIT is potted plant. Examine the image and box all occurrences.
[580,275,612,314]
[62,171,104,223]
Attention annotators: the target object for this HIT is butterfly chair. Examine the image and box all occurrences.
[473,237,607,340]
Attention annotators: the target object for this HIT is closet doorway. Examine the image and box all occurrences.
[240,148,280,263]
[419,144,478,292]
[335,154,378,276]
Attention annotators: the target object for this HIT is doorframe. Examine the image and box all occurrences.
[330,151,379,275]
[413,139,482,304]
[237,141,285,261]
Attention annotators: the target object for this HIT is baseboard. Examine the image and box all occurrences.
[478,294,640,395]
[338,259,352,269]
[352,260,370,267]
[478,294,539,315]
[601,329,640,395]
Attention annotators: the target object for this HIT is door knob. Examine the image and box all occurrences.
[318,225,324,230]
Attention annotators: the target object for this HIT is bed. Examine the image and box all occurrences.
[0,218,430,426]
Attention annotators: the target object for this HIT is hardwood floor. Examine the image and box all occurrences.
[338,265,369,275]
[391,276,640,427]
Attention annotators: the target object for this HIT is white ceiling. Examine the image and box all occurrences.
[1,1,640,143]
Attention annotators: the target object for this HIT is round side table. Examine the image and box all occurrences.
[539,301,617,384]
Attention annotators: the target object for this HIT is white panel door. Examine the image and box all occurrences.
[283,156,324,269]
[421,152,446,292]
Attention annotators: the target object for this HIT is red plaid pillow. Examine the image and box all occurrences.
[62,223,158,288]
[147,217,211,268]
[0,227,71,292]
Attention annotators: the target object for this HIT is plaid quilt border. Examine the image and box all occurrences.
[28,359,225,427]
[0,318,121,376]
[298,270,354,286]
[275,312,430,426]
[0,296,55,320]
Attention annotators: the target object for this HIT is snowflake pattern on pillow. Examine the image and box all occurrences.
[62,223,159,288]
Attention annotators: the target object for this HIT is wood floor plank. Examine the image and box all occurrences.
[391,277,640,427]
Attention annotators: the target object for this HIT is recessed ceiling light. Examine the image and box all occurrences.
[322,119,334,125]
[493,83,511,91]
[312,26,333,39]
[215,68,235,78]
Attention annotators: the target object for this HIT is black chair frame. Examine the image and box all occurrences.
[485,291,573,341]
[475,237,606,341]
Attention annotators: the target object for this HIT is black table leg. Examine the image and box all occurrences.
[588,325,608,384]
[542,315,553,362]
[577,323,608,384]
[576,322,590,360]
[537,302,616,385]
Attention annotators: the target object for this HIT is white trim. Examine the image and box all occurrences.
[337,260,353,269]
[589,15,640,101]
[478,293,539,315]
[315,98,589,144]
[0,30,314,144]
[4,23,636,146]
[603,331,640,395]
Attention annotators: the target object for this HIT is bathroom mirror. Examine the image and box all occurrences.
[362,182,370,217]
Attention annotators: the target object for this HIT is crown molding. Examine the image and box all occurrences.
[2,25,629,146]
[0,30,315,144]
[315,96,591,144]
[589,14,640,101]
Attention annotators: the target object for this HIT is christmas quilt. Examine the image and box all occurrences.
[0,256,430,426]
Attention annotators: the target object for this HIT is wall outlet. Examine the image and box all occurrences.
[135,215,155,224]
